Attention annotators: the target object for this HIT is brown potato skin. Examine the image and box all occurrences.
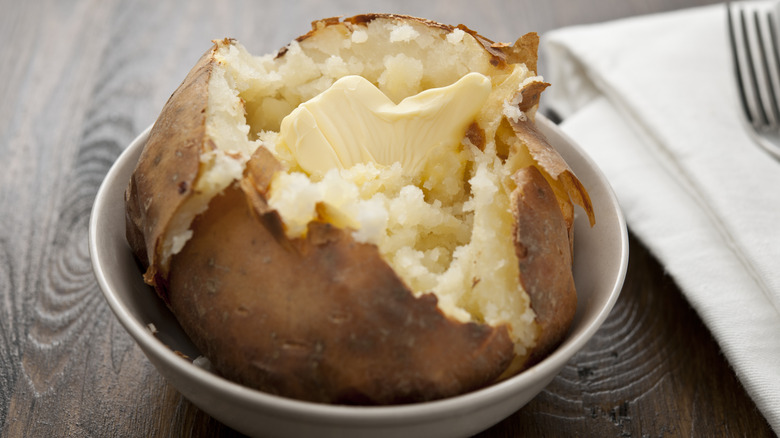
[125,44,218,300]
[511,166,577,366]
[125,15,591,404]
[167,169,515,404]
[509,113,595,229]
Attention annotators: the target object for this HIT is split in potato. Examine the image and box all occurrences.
[125,14,594,404]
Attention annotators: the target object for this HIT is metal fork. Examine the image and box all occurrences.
[727,1,780,159]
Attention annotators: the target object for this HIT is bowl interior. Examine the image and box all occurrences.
[89,114,628,436]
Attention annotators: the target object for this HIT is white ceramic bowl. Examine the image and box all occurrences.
[89,114,628,438]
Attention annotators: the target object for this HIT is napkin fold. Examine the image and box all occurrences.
[543,3,780,432]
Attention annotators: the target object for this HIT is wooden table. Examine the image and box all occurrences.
[1,0,775,436]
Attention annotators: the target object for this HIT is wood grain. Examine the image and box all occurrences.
[478,233,775,437]
[0,0,774,436]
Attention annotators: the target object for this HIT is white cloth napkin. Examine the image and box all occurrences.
[543,3,780,432]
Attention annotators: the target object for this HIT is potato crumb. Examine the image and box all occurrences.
[268,172,323,237]
[351,197,389,244]
[170,230,193,255]
[503,99,527,123]
[447,28,466,44]
[323,55,350,78]
[378,53,424,102]
[193,355,213,371]
[351,29,368,43]
[389,23,419,42]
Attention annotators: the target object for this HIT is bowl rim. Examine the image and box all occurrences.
[88,114,628,424]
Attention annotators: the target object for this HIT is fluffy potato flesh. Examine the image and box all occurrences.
[125,14,594,404]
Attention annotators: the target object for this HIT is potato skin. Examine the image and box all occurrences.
[125,15,592,404]
[511,166,577,367]
[167,155,515,404]
[125,44,218,300]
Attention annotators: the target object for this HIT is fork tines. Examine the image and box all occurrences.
[728,1,780,131]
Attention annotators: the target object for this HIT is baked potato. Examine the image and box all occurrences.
[125,14,594,405]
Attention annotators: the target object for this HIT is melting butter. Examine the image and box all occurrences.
[279,72,492,177]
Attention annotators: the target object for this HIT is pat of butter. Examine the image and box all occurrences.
[279,72,492,176]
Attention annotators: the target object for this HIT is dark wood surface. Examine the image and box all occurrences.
[0,0,775,436]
